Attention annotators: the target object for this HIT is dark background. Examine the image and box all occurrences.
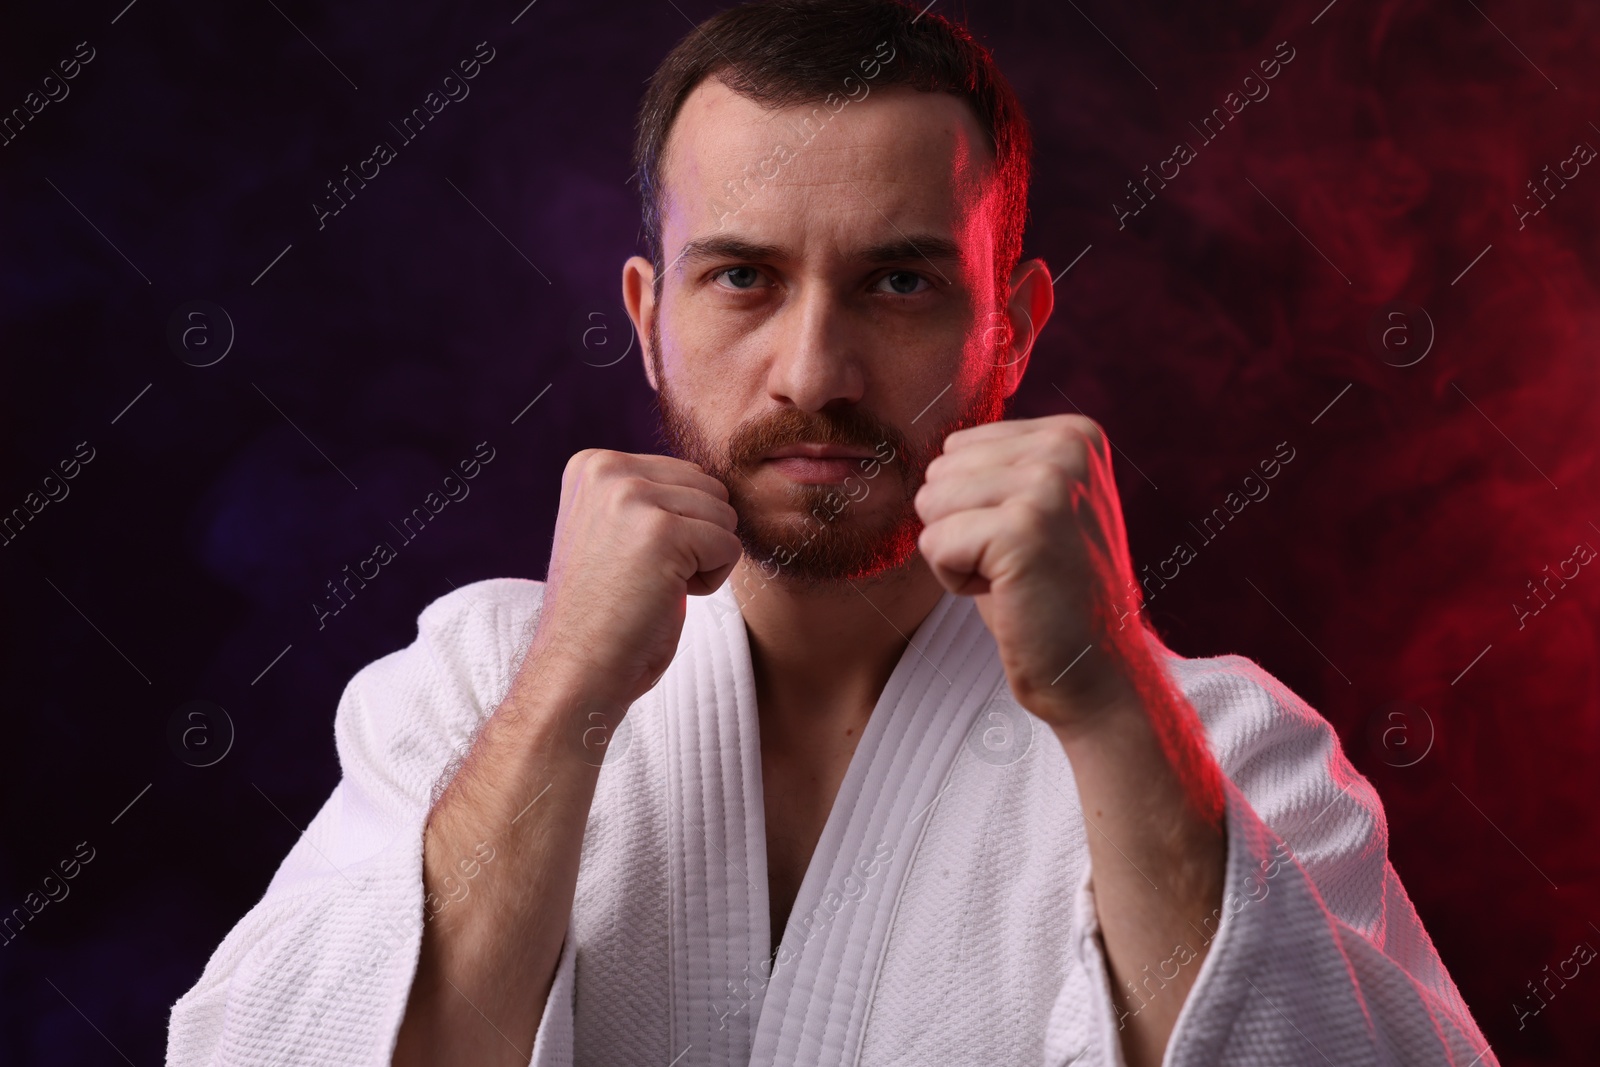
[3,0,1597,1063]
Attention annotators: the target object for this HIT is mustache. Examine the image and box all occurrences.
[724,406,909,471]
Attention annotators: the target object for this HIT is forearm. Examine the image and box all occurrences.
[1047,649,1228,1067]
[393,650,611,1066]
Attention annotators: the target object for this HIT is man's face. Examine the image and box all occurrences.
[643,78,1017,587]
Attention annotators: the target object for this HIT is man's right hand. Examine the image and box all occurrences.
[393,451,741,1067]
[528,449,744,713]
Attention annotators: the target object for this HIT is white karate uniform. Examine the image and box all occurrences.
[165,577,1495,1066]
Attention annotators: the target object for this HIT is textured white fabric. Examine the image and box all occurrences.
[166,576,1495,1067]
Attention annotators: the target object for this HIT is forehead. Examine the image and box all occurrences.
[658,77,997,272]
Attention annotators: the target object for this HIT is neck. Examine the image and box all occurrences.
[731,554,948,740]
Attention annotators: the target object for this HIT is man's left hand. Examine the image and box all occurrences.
[913,413,1147,733]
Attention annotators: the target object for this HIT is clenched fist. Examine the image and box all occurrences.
[913,414,1149,733]
[525,449,743,715]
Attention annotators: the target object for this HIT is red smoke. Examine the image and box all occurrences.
[1007,2,1600,1060]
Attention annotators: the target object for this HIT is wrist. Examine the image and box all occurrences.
[495,645,632,766]
[1046,667,1228,830]
[1025,638,1154,742]
[518,636,637,713]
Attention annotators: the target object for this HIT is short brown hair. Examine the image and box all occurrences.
[632,0,1033,295]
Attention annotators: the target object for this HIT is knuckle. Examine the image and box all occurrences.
[1017,502,1052,539]
[563,448,595,482]
[1028,462,1067,502]
[588,449,624,477]
[612,475,653,507]
[640,505,675,539]
[1047,419,1082,451]
[1068,415,1107,456]
[567,447,626,489]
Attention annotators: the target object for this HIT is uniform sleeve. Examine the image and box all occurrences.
[1068,652,1496,1067]
[164,577,579,1067]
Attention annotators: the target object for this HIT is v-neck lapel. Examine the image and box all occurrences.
[659,582,770,1066]
[746,586,1009,1065]
[658,581,1008,1067]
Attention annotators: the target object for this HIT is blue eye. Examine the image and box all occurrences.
[878,271,929,295]
[716,266,763,289]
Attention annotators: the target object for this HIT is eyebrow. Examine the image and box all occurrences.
[673,232,965,276]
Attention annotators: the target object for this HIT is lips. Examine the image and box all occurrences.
[762,442,878,460]
[758,443,883,486]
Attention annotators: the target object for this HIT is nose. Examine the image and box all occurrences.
[764,284,865,413]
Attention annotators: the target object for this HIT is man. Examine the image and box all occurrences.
[167,2,1495,1065]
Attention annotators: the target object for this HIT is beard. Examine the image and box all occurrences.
[650,316,1009,588]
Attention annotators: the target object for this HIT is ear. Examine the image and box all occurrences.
[997,257,1055,397]
[622,255,659,392]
